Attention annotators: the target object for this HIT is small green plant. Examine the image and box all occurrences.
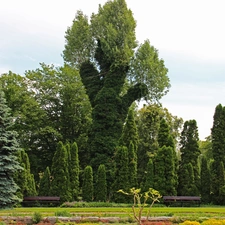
[118,187,162,225]
[0,222,6,225]
[32,212,43,224]
[55,210,71,217]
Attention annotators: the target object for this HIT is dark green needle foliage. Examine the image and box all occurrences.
[38,166,51,196]
[82,165,94,202]
[95,164,107,202]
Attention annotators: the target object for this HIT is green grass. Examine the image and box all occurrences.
[1,206,225,219]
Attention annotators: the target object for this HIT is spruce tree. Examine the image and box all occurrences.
[82,165,94,202]
[95,164,107,202]
[0,90,22,208]
[51,141,71,203]
[38,167,51,196]
[69,142,80,201]
[200,156,211,203]
[112,146,129,203]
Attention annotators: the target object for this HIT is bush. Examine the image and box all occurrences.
[179,221,200,225]
[55,210,71,217]
[201,219,225,225]
[32,212,43,224]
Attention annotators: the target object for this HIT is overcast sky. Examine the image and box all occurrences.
[1,0,225,140]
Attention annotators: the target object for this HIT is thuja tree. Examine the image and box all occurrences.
[142,158,154,192]
[112,146,129,203]
[82,165,94,202]
[154,118,177,195]
[63,0,170,171]
[0,90,22,208]
[95,164,107,202]
[178,120,201,195]
[69,142,80,201]
[211,104,225,204]
[38,167,51,196]
[51,141,71,203]
[200,156,211,203]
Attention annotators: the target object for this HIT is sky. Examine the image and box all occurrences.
[1,0,225,140]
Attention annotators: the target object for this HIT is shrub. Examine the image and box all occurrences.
[32,212,43,224]
[201,219,225,225]
[55,210,71,217]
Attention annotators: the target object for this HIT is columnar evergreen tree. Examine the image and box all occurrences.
[112,146,129,203]
[200,156,211,203]
[63,0,170,172]
[95,164,107,202]
[38,167,51,196]
[69,142,80,201]
[178,120,200,195]
[82,165,94,202]
[142,158,154,192]
[51,141,71,203]
[127,142,137,188]
[211,104,225,204]
[154,118,177,196]
[0,90,22,208]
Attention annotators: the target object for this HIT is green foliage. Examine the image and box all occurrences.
[179,221,200,225]
[118,187,161,225]
[69,142,80,201]
[112,146,129,203]
[64,0,170,172]
[95,164,107,202]
[200,156,211,203]
[0,90,22,208]
[142,159,154,192]
[32,212,43,224]
[82,166,94,202]
[38,166,51,196]
[178,120,200,196]
[51,141,72,203]
[55,210,71,217]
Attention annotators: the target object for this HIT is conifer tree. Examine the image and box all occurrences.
[95,164,107,202]
[200,156,211,203]
[0,90,22,208]
[127,142,137,188]
[51,141,71,202]
[69,142,80,200]
[178,120,200,195]
[142,158,154,192]
[82,165,94,202]
[38,167,51,196]
[112,146,129,203]
[211,104,225,204]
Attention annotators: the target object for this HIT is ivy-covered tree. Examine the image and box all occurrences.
[38,167,51,196]
[95,164,107,202]
[178,120,200,196]
[112,146,129,203]
[200,156,211,203]
[63,0,170,171]
[0,90,22,208]
[82,165,94,202]
[50,141,71,203]
[69,142,80,201]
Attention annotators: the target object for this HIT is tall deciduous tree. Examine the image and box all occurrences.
[82,165,94,202]
[63,0,170,171]
[0,90,22,208]
[178,120,200,195]
[95,164,107,202]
